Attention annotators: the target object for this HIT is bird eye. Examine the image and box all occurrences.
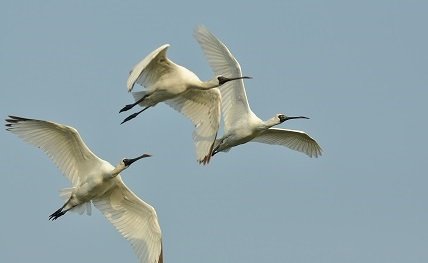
[217,76,228,85]
[122,159,130,165]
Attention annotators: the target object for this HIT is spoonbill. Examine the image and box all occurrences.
[194,26,322,158]
[6,115,163,263]
[119,44,251,164]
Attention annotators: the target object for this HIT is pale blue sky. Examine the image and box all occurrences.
[1,1,427,262]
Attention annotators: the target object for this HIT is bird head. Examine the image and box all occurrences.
[122,153,152,167]
[113,153,152,176]
[217,75,252,86]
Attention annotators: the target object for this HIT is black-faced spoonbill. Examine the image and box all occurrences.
[6,116,163,263]
[119,44,251,165]
[194,26,322,158]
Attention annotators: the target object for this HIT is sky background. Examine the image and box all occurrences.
[1,1,427,262]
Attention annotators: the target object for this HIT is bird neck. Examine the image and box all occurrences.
[197,78,219,90]
[264,116,282,128]
[111,163,126,177]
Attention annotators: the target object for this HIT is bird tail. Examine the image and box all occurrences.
[59,187,74,201]
[132,91,149,107]
[69,202,92,216]
[58,187,92,216]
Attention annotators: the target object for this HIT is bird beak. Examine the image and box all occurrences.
[219,76,252,85]
[127,153,152,166]
[285,116,310,121]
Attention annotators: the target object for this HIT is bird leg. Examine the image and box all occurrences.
[212,148,219,156]
[211,138,224,156]
[119,95,148,113]
[120,106,151,124]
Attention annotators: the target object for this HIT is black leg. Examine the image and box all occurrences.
[119,95,148,113]
[120,106,150,124]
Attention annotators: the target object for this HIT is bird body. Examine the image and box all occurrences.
[6,116,162,263]
[121,43,250,164]
[130,53,212,107]
[194,26,322,158]
[60,162,115,214]
[213,114,279,153]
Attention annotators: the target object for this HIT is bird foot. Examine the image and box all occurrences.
[120,107,149,124]
[120,95,149,113]
[49,208,66,221]
[121,112,139,124]
[119,103,135,113]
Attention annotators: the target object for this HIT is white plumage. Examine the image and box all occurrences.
[194,26,322,158]
[6,115,163,263]
[120,44,250,164]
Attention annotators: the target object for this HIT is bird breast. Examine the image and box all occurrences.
[75,173,116,202]
[153,73,190,97]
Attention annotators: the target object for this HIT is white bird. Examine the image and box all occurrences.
[194,26,322,158]
[119,44,250,164]
[6,116,163,263]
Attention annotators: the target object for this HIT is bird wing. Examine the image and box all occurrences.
[164,88,221,164]
[5,115,105,186]
[194,25,253,131]
[93,177,162,263]
[127,44,172,92]
[252,128,322,158]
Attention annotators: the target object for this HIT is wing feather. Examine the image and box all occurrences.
[164,88,221,164]
[127,44,171,91]
[5,116,104,186]
[93,178,162,263]
[194,25,253,131]
[253,128,323,158]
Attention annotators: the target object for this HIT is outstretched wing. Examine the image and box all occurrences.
[253,128,323,158]
[127,44,172,92]
[165,88,221,164]
[5,115,105,186]
[194,25,254,132]
[93,178,163,263]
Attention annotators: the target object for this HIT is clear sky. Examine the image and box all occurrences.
[1,1,427,262]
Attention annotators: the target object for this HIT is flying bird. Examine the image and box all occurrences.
[6,115,163,263]
[119,44,250,164]
[194,26,322,158]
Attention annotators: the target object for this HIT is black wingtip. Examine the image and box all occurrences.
[5,116,20,128]
[199,155,211,166]
[6,115,32,123]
